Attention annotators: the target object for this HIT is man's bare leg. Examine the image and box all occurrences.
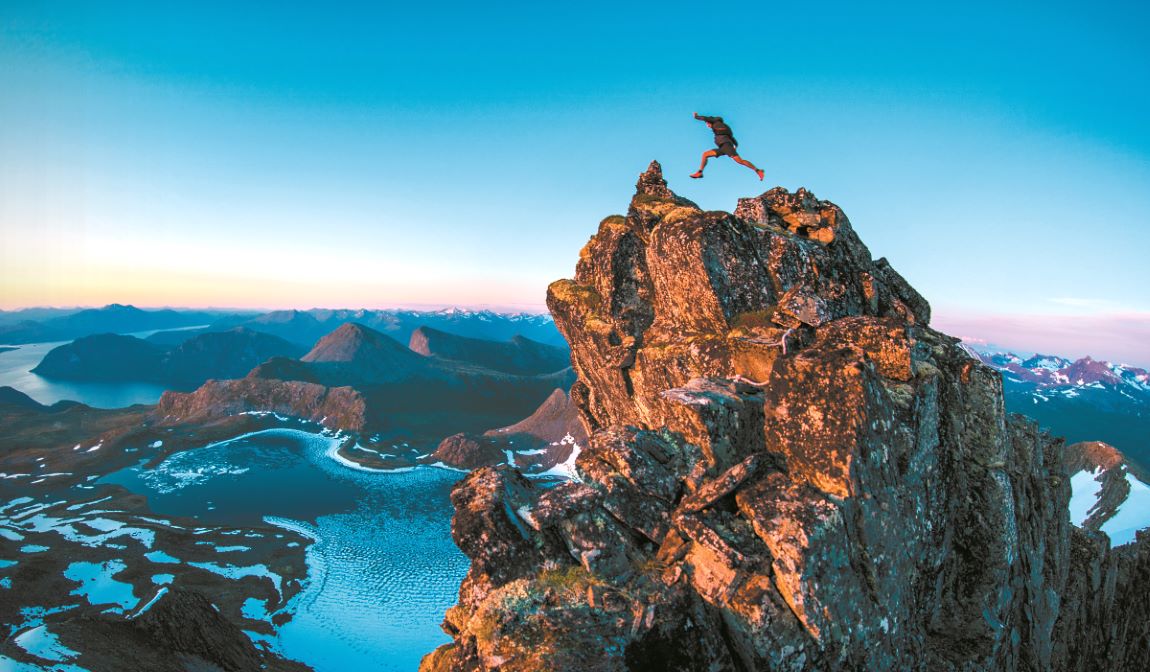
[733,154,765,181]
[691,150,719,178]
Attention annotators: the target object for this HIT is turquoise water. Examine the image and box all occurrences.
[103,428,469,671]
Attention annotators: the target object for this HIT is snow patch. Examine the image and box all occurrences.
[1101,473,1150,547]
[128,587,169,619]
[534,434,582,480]
[14,624,81,663]
[1068,468,1103,526]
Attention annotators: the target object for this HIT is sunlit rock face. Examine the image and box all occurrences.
[423,161,1150,671]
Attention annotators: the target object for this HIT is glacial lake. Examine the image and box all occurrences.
[103,428,469,671]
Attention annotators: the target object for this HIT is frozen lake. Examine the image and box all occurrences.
[104,428,469,671]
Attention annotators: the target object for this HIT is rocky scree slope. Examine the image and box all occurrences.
[421,162,1150,671]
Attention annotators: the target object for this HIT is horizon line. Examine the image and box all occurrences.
[0,301,554,315]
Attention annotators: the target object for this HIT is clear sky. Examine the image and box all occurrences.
[2,1,1148,364]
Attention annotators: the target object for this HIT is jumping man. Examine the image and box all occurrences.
[690,112,764,180]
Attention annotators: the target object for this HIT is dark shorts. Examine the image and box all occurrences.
[714,142,738,157]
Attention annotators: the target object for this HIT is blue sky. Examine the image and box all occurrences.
[1,1,1148,363]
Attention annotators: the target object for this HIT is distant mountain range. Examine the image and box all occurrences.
[0,307,83,325]
[0,304,236,344]
[970,346,1150,470]
[1,304,567,355]
[204,307,565,349]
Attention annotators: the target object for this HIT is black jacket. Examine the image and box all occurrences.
[697,115,737,147]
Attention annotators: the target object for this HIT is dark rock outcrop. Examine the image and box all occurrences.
[43,589,310,672]
[0,385,49,411]
[424,161,1150,671]
[157,377,369,429]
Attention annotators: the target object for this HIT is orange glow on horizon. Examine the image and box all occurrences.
[0,266,551,312]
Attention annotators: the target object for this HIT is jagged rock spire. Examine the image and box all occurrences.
[635,160,676,200]
[628,160,700,228]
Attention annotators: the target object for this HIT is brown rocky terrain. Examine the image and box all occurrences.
[422,162,1150,671]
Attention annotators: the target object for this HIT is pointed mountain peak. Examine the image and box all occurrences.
[635,160,674,200]
[330,322,372,338]
[634,159,698,205]
[302,322,414,364]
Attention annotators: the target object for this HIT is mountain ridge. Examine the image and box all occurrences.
[409,326,570,376]
[0,304,229,344]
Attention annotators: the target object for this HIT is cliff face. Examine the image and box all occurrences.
[156,377,369,430]
[423,162,1150,671]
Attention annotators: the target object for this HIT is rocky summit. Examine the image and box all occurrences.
[421,161,1150,671]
